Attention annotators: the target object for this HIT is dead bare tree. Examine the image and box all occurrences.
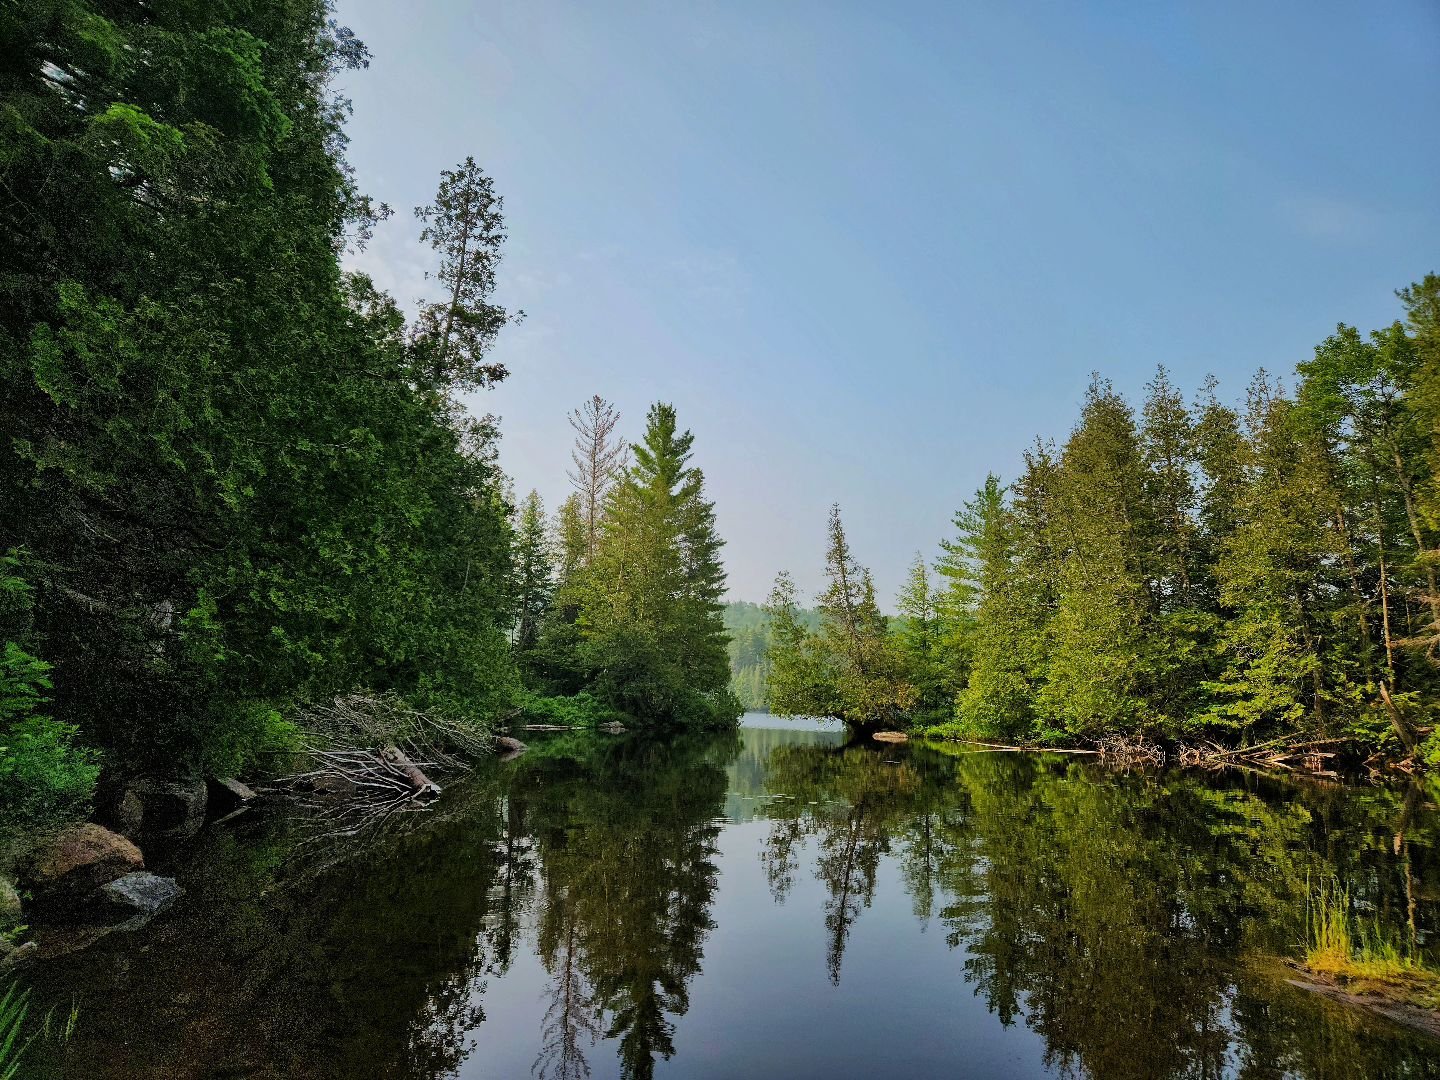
[567,395,627,559]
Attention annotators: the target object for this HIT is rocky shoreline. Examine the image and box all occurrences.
[1,775,257,974]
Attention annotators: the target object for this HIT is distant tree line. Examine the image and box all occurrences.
[723,601,818,711]
[768,279,1440,764]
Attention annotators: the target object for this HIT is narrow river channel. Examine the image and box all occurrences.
[29,714,1440,1078]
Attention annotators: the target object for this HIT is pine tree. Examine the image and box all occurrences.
[951,476,1037,739]
[512,491,554,665]
[578,404,735,727]
[530,493,589,696]
[894,555,948,724]
[764,572,836,719]
[815,506,914,726]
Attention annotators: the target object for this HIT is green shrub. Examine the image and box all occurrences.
[514,689,622,728]
[0,643,99,837]
[199,700,303,779]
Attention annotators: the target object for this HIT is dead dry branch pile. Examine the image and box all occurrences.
[1094,733,1167,768]
[1174,735,1346,777]
[268,693,495,826]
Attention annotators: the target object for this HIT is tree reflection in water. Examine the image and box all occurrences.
[25,728,1440,1080]
[753,737,1440,1079]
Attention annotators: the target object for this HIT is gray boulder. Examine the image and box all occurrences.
[207,776,257,816]
[93,872,183,931]
[116,777,207,839]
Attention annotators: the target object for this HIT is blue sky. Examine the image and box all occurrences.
[335,0,1440,604]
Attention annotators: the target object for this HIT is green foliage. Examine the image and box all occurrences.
[892,555,953,725]
[722,600,821,711]
[766,508,915,727]
[763,572,839,720]
[951,470,1046,740]
[512,490,555,671]
[762,279,1440,758]
[0,711,100,836]
[0,3,520,783]
[542,402,739,730]
[1,980,34,1080]
[513,690,620,728]
[0,559,98,838]
[1306,876,1440,1007]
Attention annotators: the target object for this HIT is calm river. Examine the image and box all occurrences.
[28,714,1440,1078]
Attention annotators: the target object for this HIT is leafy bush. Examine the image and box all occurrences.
[0,643,99,838]
[514,689,622,728]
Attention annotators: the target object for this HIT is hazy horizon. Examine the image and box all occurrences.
[334,0,1440,603]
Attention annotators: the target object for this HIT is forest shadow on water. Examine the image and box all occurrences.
[25,716,1440,1080]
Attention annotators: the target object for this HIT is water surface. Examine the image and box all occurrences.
[30,713,1440,1078]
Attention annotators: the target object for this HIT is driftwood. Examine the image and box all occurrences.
[1094,733,1167,767]
[942,740,1100,755]
[1281,961,1440,1041]
[266,694,495,843]
[1175,736,1348,777]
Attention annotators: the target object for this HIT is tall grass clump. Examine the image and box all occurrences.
[1305,876,1440,1008]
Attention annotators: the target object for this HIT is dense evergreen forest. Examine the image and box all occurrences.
[767,286,1440,767]
[0,3,733,848]
[724,600,818,710]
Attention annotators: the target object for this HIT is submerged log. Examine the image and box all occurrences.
[1281,961,1440,1041]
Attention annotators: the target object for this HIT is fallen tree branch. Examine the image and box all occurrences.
[266,693,494,816]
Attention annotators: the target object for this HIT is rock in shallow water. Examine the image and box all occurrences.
[94,872,183,930]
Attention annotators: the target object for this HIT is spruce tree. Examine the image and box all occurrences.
[512,491,554,665]
[894,555,948,724]
[815,506,914,726]
[764,572,836,719]
[951,476,1038,739]
[578,404,735,727]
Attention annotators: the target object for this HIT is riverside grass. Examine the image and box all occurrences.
[1,980,34,1080]
[1306,877,1440,1010]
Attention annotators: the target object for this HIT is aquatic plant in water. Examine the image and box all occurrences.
[1306,877,1440,1009]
